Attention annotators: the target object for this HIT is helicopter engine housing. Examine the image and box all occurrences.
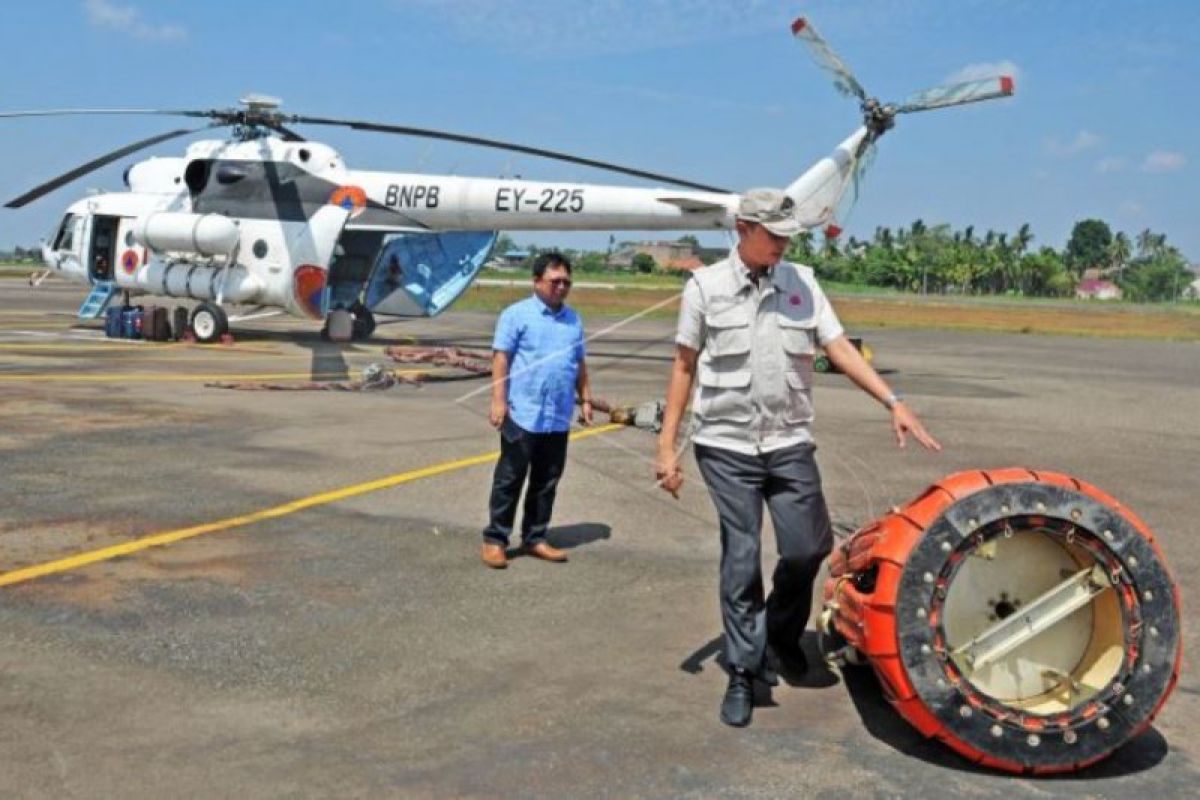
[123,157,187,194]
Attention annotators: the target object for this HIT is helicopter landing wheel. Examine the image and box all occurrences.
[190,302,228,344]
[351,307,376,341]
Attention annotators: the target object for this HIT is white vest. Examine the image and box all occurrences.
[688,258,822,452]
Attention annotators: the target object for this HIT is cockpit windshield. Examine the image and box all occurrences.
[52,213,77,252]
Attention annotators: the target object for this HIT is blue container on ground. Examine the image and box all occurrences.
[121,307,144,339]
[104,306,124,338]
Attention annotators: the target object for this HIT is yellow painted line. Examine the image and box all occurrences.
[0,341,144,349]
[0,341,284,354]
[0,323,77,330]
[0,423,624,588]
[0,370,431,383]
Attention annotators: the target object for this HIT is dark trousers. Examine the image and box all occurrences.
[483,417,570,547]
[694,442,833,673]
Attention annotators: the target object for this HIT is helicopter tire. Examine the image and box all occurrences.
[351,307,376,341]
[190,302,228,344]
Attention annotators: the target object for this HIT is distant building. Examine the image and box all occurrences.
[610,241,692,268]
[1075,278,1123,300]
[1184,276,1200,301]
[609,240,725,271]
[661,255,705,272]
[486,249,531,271]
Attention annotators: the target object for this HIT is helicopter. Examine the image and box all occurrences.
[2,17,1012,343]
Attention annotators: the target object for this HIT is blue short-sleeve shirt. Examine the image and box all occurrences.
[492,295,586,433]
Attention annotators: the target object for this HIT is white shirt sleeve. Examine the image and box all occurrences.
[674,276,705,351]
[810,278,845,346]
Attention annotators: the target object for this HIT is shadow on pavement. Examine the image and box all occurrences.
[839,660,1170,778]
[548,523,612,550]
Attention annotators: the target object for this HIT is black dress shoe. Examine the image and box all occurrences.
[720,667,754,727]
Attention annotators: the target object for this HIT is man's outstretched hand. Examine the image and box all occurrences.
[892,403,941,451]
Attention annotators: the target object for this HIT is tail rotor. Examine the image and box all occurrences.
[790,16,1014,230]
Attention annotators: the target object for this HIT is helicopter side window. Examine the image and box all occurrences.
[52,213,77,251]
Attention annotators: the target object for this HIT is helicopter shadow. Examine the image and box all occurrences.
[293,331,352,381]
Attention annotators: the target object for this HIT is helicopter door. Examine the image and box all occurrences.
[365,231,498,318]
[88,215,120,283]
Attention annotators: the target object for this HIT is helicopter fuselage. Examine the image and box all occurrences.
[37,128,865,327]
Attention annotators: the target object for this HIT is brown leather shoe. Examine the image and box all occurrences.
[480,542,508,569]
[524,541,568,563]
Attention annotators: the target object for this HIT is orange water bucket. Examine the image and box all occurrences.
[819,468,1181,774]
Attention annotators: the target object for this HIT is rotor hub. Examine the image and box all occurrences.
[861,98,896,137]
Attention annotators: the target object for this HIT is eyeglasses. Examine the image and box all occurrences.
[546,278,572,288]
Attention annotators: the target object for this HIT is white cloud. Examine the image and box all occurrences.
[83,0,186,41]
[1095,156,1126,174]
[1044,130,1102,157]
[1120,201,1146,217]
[1142,150,1186,173]
[405,0,778,56]
[945,60,1021,85]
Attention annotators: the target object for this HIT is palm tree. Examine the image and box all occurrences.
[1013,223,1033,256]
[1136,228,1167,258]
[1109,231,1131,280]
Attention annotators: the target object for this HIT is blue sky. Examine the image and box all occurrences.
[1,0,1196,261]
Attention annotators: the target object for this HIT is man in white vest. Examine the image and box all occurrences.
[655,188,941,727]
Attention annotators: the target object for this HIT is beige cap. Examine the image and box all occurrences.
[736,188,803,237]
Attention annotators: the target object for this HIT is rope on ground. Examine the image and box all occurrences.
[384,345,491,374]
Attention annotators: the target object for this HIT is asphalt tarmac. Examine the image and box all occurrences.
[1,278,1198,798]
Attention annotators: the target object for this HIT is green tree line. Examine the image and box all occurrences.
[785,219,1195,302]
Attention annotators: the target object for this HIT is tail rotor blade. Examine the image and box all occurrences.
[852,140,878,207]
[896,76,1014,114]
[790,17,869,103]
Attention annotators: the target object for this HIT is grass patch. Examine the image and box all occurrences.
[452,284,1200,341]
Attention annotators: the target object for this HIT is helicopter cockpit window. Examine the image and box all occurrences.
[125,230,135,247]
[52,214,77,251]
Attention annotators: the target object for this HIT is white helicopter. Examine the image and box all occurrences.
[3,17,1012,343]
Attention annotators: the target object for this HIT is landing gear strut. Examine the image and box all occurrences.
[351,303,376,341]
[321,303,375,342]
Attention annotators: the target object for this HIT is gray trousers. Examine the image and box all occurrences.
[694,442,833,673]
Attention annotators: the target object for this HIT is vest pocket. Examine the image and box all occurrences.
[783,370,814,424]
[778,315,816,357]
[705,306,752,357]
[696,368,753,423]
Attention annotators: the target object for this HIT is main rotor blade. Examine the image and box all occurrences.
[5,125,213,208]
[291,115,729,193]
[791,17,868,103]
[0,107,210,119]
[896,76,1014,114]
[265,121,306,142]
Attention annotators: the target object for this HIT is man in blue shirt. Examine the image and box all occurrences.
[481,252,593,569]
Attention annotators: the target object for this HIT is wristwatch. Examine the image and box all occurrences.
[882,391,904,410]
